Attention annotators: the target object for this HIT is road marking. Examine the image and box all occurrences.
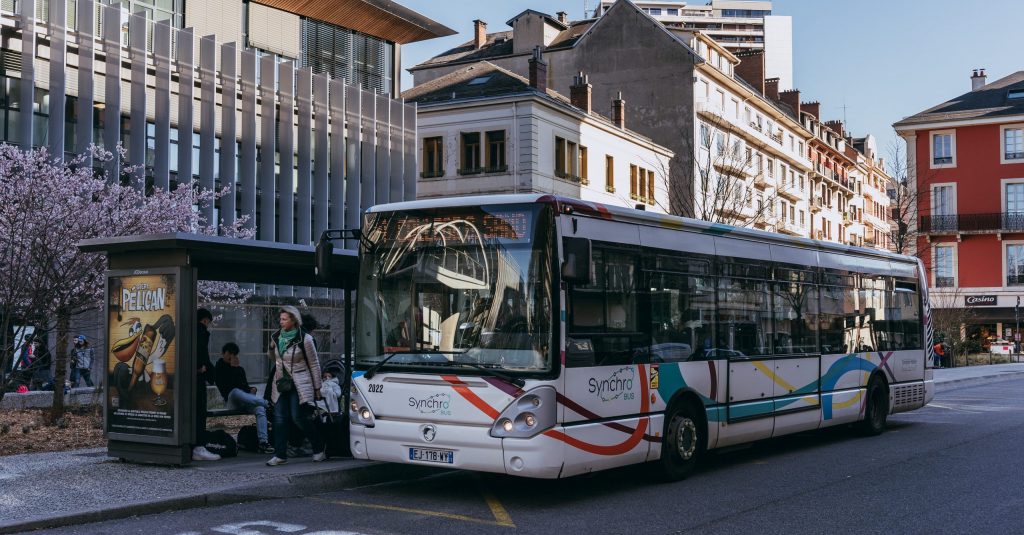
[480,485,516,528]
[316,498,515,528]
[211,521,306,535]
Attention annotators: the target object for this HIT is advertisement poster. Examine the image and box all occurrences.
[106,274,178,438]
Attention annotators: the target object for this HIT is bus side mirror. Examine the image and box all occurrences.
[562,237,592,285]
[315,236,334,283]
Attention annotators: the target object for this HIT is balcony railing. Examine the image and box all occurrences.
[920,213,1024,233]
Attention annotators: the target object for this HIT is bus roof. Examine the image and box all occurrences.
[368,194,919,267]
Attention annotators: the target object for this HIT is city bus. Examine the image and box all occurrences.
[345,194,933,479]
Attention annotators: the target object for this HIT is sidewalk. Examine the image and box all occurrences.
[2,363,1023,534]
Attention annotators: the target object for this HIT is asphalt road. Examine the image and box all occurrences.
[34,378,1024,535]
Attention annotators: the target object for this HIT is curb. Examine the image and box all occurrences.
[935,370,1024,392]
[0,461,444,534]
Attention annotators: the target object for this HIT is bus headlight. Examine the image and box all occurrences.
[349,383,376,427]
[490,386,556,439]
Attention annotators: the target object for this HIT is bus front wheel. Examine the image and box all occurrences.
[658,401,705,481]
[857,375,889,436]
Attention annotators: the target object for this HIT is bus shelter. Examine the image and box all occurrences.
[79,233,357,465]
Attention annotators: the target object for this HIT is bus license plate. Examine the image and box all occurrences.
[409,447,454,464]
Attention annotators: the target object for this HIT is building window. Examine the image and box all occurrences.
[1008,244,1024,286]
[937,245,954,284]
[700,123,711,149]
[421,136,444,178]
[1003,126,1024,162]
[935,246,954,287]
[605,155,615,192]
[799,210,805,227]
[931,131,955,166]
[579,146,589,185]
[647,169,655,205]
[630,164,638,199]
[301,19,395,95]
[555,136,579,181]
[460,132,482,174]
[485,130,506,172]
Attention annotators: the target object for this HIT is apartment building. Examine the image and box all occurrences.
[894,69,1024,343]
[596,0,793,89]
[408,0,891,250]
[403,60,673,211]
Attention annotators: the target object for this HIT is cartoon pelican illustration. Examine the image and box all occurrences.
[110,318,143,363]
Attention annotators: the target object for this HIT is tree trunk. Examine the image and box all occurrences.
[50,311,70,422]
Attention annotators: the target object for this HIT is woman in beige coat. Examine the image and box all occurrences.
[265,306,325,466]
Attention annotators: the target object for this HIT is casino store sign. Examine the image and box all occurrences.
[965,295,997,307]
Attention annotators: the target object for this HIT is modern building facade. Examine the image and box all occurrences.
[0,0,451,379]
[410,1,891,250]
[596,0,793,89]
[894,69,1024,344]
[403,61,673,211]
[0,0,452,245]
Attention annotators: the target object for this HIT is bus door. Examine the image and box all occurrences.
[770,269,822,437]
[560,217,651,474]
[716,255,775,447]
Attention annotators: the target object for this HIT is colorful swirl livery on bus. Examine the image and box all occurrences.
[348,195,933,479]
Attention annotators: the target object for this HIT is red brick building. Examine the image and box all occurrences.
[894,70,1024,343]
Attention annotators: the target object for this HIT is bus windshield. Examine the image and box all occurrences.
[356,203,554,374]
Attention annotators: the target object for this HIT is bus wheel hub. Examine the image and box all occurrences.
[677,418,697,460]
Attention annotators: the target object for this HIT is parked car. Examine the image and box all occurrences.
[989,339,1013,355]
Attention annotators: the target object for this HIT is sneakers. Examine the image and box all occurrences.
[312,451,327,462]
[265,456,288,466]
[258,442,275,454]
[192,446,221,461]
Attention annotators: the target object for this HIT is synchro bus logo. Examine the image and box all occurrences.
[409,393,453,415]
[588,366,636,402]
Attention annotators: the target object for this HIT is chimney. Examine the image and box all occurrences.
[528,47,547,92]
[473,20,487,49]
[570,71,593,114]
[780,89,801,119]
[825,120,845,137]
[734,50,765,94]
[612,91,626,129]
[764,77,780,102]
[971,68,987,91]
[802,101,820,120]
[557,11,568,24]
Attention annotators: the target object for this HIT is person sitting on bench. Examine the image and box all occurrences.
[215,342,273,454]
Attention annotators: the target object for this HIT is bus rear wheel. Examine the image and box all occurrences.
[857,375,889,436]
[658,401,705,481]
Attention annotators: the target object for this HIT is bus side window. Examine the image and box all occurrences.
[716,260,772,358]
[567,247,643,366]
[650,270,715,362]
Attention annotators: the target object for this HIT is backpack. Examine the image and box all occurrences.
[204,429,238,458]
[237,424,260,452]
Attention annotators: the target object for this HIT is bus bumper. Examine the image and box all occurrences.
[350,420,563,478]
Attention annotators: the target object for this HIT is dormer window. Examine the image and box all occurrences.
[1009,89,1024,100]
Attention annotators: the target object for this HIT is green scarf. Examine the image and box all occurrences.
[278,328,299,355]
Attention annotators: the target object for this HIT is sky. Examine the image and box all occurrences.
[399,0,1024,165]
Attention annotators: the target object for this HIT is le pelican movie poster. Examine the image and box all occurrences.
[106,274,178,437]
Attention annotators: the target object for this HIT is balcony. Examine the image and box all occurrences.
[775,220,803,236]
[810,196,823,213]
[919,212,1024,239]
[777,185,801,202]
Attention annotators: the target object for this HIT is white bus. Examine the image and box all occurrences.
[347,194,933,479]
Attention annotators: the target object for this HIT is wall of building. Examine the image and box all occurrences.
[415,96,671,211]
[546,2,699,216]
[916,121,1024,289]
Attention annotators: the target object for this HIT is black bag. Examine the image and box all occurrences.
[204,429,238,458]
[275,369,295,394]
[237,424,259,452]
[317,412,350,458]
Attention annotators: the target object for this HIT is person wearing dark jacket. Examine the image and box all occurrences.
[192,308,220,461]
[215,342,273,453]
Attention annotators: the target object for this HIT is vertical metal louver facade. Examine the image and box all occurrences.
[0,0,418,249]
